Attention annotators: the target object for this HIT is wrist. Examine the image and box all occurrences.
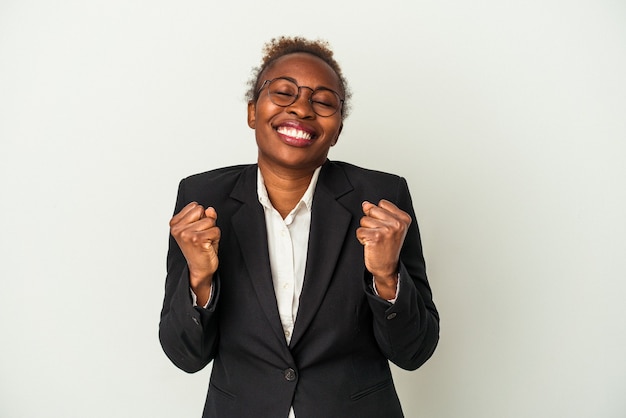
[190,276,213,292]
[189,266,214,288]
[190,278,213,308]
[373,273,398,300]
[373,272,398,288]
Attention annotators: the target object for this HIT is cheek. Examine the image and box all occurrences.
[250,101,279,128]
[324,120,342,138]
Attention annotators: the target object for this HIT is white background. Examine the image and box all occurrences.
[1,0,625,417]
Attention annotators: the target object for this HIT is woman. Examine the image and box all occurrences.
[159,36,439,418]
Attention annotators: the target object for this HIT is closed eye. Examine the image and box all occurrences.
[312,99,333,108]
[274,90,296,97]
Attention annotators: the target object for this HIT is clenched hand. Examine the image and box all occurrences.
[170,202,221,306]
[356,200,411,300]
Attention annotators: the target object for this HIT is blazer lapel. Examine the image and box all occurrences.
[230,165,286,346]
[290,162,354,348]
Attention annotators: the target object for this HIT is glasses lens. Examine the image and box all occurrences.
[310,89,341,117]
[268,79,298,106]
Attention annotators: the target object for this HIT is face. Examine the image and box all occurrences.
[248,53,344,174]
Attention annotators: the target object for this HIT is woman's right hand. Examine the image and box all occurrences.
[169,202,221,305]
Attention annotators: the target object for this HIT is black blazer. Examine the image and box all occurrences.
[159,160,439,418]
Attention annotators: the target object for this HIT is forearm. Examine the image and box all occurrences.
[159,265,220,373]
[366,262,439,371]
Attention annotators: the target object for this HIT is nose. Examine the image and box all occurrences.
[286,86,315,118]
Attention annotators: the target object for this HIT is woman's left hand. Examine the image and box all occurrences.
[356,200,412,299]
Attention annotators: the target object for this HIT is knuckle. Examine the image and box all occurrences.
[192,206,204,217]
[180,229,194,242]
[170,224,183,237]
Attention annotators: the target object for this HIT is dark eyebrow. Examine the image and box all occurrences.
[278,76,298,84]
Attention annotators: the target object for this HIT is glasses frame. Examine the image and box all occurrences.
[257,77,344,117]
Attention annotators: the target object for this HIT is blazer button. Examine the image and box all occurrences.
[386,312,397,320]
[283,368,297,382]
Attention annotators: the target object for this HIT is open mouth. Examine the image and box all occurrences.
[276,126,315,141]
[274,120,318,144]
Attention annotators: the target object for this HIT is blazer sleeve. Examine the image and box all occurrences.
[158,178,220,373]
[363,176,440,371]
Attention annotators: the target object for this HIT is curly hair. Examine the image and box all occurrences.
[245,36,352,119]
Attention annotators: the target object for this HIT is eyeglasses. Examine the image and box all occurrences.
[258,77,344,117]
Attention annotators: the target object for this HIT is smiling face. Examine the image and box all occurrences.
[247,52,344,175]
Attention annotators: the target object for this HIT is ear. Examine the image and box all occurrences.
[247,101,256,129]
[331,123,343,146]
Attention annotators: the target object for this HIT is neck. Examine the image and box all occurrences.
[259,162,317,218]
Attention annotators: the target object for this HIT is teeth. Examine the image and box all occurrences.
[277,126,312,140]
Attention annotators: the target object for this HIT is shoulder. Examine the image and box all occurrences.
[174,164,256,208]
[322,160,413,210]
[325,160,405,187]
[180,164,255,190]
